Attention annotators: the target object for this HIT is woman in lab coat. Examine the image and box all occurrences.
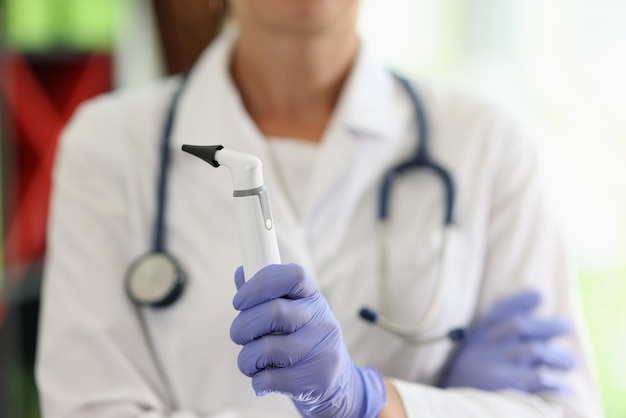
[37,1,603,417]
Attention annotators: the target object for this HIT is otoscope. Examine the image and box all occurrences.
[182,145,281,280]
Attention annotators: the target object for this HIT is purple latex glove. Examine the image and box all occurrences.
[441,290,576,393]
[230,264,386,418]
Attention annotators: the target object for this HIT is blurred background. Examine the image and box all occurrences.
[0,0,624,417]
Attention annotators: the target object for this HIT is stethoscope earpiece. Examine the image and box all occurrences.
[126,252,186,308]
[359,307,379,324]
[446,327,467,342]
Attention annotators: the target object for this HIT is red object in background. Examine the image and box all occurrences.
[1,52,113,280]
[0,296,6,325]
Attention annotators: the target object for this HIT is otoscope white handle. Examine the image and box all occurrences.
[233,193,281,280]
[181,145,282,281]
[218,149,281,279]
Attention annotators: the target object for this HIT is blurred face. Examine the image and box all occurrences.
[229,0,361,36]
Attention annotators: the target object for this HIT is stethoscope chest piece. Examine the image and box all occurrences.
[126,252,185,308]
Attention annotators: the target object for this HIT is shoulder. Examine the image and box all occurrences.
[418,80,526,135]
[57,77,182,171]
[398,78,542,216]
[407,79,537,173]
[53,77,183,195]
[62,77,181,148]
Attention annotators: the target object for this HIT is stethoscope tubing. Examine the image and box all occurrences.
[365,74,465,343]
[382,74,455,226]
[154,73,192,253]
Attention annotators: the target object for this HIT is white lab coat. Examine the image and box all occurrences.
[37,29,603,418]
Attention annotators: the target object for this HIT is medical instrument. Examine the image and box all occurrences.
[181,145,281,280]
[125,71,466,344]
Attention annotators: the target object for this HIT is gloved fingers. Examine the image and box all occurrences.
[236,321,335,377]
[447,367,570,394]
[477,290,541,328]
[249,358,341,399]
[441,365,522,391]
[236,334,307,377]
[509,342,577,370]
[250,365,302,397]
[230,295,322,345]
[521,368,571,394]
[234,266,245,290]
[489,315,571,341]
[233,264,318,310]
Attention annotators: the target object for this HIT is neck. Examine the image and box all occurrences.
[230,25,359,141]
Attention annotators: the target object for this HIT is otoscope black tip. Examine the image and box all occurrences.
[359,308,378,324]
[182,144,224,168]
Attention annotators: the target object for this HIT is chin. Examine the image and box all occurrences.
[234,0,360,35]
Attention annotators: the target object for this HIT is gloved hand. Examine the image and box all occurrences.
[230,264,387,417]
[440,290,576,393]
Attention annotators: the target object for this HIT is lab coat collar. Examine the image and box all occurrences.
[172,26,399,151]
[333,42,397,142]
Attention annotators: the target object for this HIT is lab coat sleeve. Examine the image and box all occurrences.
[36,100,262,418]
[476,111,603,418]
[392,380,567,417]
[389,110,603,418]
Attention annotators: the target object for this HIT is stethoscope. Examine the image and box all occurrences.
[125,71,467,345]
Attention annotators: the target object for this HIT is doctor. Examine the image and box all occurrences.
[37,0,602,417]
